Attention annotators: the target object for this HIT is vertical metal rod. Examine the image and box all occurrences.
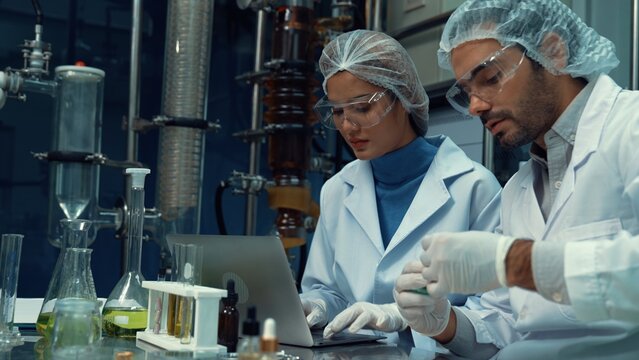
[245,9,267,236]
[482,128,494,173]
[128,0,142,164]
[632,0,639,90]
[123,0,143,274]
[372,0,382,31]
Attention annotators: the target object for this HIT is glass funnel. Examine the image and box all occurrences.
[103,168,150,338]
[47,66,104,248]
[36,219,92,336]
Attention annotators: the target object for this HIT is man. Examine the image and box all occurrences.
[394,0,639,358]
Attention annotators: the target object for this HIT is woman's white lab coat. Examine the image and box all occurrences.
[301,135,501,345]
[459,75,639,359]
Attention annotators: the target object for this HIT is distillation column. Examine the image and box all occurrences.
[264,1,319,249]
[156,0,215,264]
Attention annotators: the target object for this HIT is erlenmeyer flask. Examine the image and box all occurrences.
[103,168,150,338]
[43,248,99,342]
[36,219,92,336]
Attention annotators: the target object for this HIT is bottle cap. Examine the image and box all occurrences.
[125,168,150,188]
[242,306,260,336]
[224,279,239,304]
[262,318,276,340]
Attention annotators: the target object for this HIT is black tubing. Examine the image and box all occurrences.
[215,181,229,235]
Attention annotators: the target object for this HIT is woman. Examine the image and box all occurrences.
[300,29,501,347]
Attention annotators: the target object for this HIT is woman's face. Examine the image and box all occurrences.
[325,71,417,160]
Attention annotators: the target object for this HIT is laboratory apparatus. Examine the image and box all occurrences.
[42,247,99,339]
[46,66,105,246]
[218,279,239,352]
[37,219,93,336]
[237,306,260,360]
[153,0,216,271]
[137,280,227,352]
[172,243,203,344]
[50,298,101,357]
[228,1,321,250]
[0,234,24,345]
[103,168,151,338]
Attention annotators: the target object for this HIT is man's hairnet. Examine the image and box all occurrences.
[319,29,429,136]
[438,0,619,81]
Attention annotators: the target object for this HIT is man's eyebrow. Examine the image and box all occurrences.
[468,63,488,81]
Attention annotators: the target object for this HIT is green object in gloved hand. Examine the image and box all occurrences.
[407,287,429,295]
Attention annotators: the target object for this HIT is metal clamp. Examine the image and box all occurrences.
[32,151,144,168]
[233,123,309,142]
[226,170,267,195]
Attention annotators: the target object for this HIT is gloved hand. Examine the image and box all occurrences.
[421,231,517,297]
[301,298,328,328]
[323,302,407,338]
[394,261,452,336]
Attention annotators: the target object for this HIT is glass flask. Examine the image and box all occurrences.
[44,248,99,341]
[50,298,101,357]
[37,219,93,336]
[0,234,23,346]
[103,168,151,338]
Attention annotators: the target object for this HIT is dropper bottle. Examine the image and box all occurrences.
[102,168,151,338]
[260,318,278,360]
[237,306,260,360]
[218,279,239,352]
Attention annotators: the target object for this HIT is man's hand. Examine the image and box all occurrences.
[394,261,452,336]
[420,231,517,297]
[323,302,407,338]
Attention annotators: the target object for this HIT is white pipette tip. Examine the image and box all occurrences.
[125,168,151,188]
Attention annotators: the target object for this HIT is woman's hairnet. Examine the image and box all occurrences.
[438,0,619,81]
[319,29,429,136]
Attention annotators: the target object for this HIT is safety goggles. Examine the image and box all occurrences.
[313,89,396,130]
[446,43,527,115]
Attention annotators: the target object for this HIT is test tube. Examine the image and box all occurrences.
[176,243,202,344]
[0,234,24,344]
[167,243,184,336]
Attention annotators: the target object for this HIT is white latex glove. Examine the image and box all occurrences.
[394,261,452,336]
[421,231,517,298]
[301,298,328,328]
[323,302,407,338]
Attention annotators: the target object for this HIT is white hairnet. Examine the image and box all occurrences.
[438,0,619,81]
[319,29,429,136]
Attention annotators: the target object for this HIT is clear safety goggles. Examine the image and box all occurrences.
[313,89,396,130]
[446,43,527,115]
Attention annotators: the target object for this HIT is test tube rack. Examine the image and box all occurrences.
[136,281,228,352]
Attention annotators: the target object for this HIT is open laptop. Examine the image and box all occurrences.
[167,234,385,347]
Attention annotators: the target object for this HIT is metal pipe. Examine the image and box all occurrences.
[127,0,142,164]
[632,0,639,90]
[482,128,494,173]
[372,0,382,31]
[245,8,267,236]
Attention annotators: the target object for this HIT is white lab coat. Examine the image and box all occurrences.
[459,75,639,359]
[301,135,501,345]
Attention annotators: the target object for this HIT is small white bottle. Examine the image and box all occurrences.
[260,318,278,360]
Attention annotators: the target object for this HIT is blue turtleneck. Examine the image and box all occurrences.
[370,137,438,248]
